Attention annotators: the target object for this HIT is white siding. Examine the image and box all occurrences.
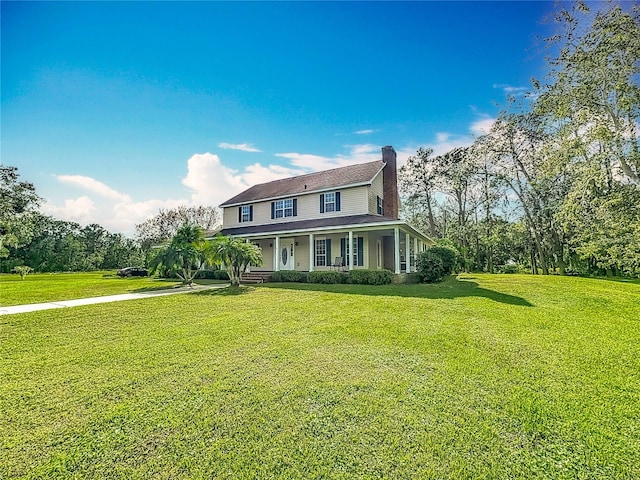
[368,172,385,216]
[222,185,371,229]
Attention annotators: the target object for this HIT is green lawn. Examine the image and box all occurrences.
[2,274,639,479]
[0,272,218,306]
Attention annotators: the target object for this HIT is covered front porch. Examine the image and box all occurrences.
[220,217,432,275]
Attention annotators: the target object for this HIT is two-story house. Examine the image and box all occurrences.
[217,146,432,274]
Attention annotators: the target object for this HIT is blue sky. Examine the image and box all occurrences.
[2,1,557,235]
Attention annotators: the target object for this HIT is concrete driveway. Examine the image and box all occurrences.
[0,284,228,315]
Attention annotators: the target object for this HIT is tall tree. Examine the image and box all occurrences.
[469,140,508,273]
[480,111,572,274]
[537,2,640,187]
[535,1,640,275]
[433,147,477,270]
[135,205,220,250]
[398,148,440,238]
[0,166,41,259]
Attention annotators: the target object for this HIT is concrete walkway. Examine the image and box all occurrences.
[0,284,228,316]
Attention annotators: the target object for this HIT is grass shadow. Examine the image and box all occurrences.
[129,278,232,294]
[587,276,640,286]
[193,285,257,296]
[131,281,184,293]
[260,276,533,307]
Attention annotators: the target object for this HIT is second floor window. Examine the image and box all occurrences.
[271,198,297,219]
[320,192,341,213]
[377,196,384,215]
[238,205,253,222]
[241,205,252,222]
[324,192,336,212]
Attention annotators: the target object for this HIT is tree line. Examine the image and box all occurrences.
[400,2,640,277]
[1,165,221,274]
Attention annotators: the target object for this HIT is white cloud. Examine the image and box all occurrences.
[181,152,304,204]
[276,144,380,171]
[43,189,189,235]
[56,175,131,202]
[182,153,248,206]
[110,198,187,233]
[493,83,528,97]
[354,129,376,135]
[397,116,496,163]
[43,152,306,236]
[275,152,335,170]
[241,163,304,187]
[470,117,495,136]
[427,134,473,157]
[218,142,262,152]
[42,196,96,222]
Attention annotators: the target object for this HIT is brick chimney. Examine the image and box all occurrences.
[382,145,399,219]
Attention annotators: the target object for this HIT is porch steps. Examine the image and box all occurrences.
[241,272,272,284]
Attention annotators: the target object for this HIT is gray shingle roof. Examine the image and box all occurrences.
[219,160,384,207]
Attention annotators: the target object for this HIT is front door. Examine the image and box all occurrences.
[280,241,295,270]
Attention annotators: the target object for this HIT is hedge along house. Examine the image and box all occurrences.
[217,146,433,274]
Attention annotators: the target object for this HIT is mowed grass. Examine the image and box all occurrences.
[0,272,188,306]
[1,274,639,479]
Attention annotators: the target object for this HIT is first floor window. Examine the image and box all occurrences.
[341,236,363,267]
[348,237,358,266]
[315,239,327,266]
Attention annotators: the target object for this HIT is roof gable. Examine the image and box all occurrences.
[220,160,384,207]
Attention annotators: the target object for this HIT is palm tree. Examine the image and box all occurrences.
[149,223,208,286]
[208,235,263,287]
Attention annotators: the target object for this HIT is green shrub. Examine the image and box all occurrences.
[347,269,393,285]
[272,271,307,283]
[307,271,348,284]
[12,265,33,280]
[215,270,230,280]
[416,251,445,283]
[195,269,218,279]
[195,269,231,280]
[429,245,460,274]
[498,264,520,274]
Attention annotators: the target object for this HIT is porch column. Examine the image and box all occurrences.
[309,233,314,272]
[405,232,411,273]
[274,236,280,272]
[414,237,419,273]
[245,238,251,273]
[394,227,401,274]
[348,230,354,271]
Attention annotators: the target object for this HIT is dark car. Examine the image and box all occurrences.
[117,267,148,277]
